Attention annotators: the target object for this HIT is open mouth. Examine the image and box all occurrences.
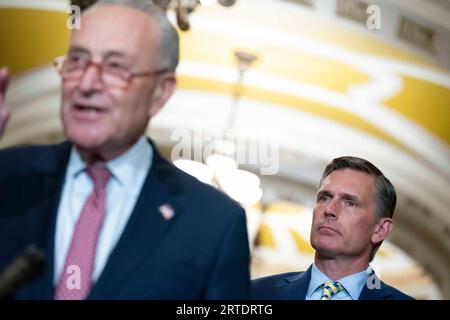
[74,104,104,113]
[71,104,107,121]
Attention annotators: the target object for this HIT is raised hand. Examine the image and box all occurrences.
[0,67,11,138]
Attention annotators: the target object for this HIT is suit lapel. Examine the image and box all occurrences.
[17,142,71,299]
[277,266,312,299]
[88,141,183,299]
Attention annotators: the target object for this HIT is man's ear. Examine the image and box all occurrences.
[371,218,394,245]
[148,73,176,118]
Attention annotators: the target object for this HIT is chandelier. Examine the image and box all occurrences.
[174,50,262,207]
[71,0,238,31]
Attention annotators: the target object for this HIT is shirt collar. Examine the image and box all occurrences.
[338,266,372,300]
[307,263,371,300]
[66,136,152,193]
[66,147,86,179]
[307,263,331,298]
[107,136,152,192]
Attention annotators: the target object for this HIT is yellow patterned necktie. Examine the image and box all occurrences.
[320,281,345,300]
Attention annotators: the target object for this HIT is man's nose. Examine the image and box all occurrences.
[78,64,104,93]
[324,200,339,218]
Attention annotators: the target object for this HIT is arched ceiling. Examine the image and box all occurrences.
[0,0,449,298]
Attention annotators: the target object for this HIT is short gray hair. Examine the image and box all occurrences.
[92,0,179,72]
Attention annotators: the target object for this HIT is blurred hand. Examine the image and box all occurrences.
[0,67,11,138]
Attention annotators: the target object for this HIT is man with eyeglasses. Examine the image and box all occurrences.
[0,0,250,300]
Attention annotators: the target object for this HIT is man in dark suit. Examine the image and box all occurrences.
[252,156,414,300]
[0,0,250,299]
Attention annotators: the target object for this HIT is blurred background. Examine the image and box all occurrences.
[0,0,448,299]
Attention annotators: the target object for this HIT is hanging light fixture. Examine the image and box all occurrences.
[170,0,239,31]
[175,50,262,207]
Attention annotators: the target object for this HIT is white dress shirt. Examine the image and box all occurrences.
[306,263,372,300]
[54,136,152,284]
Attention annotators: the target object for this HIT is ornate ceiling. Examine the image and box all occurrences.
[0,0,448,299]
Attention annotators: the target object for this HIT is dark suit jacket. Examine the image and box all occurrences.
[252,265,414,300]
[0,139,250,299]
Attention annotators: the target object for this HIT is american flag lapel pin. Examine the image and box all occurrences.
[159,203,175,220]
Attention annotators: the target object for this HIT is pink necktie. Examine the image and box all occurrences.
[54,165,111,300]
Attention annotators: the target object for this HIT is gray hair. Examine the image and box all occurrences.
[92,0,179,72]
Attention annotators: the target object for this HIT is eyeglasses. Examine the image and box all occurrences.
[53,55,168,88]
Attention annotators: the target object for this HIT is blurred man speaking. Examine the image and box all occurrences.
[0,0,250,299]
